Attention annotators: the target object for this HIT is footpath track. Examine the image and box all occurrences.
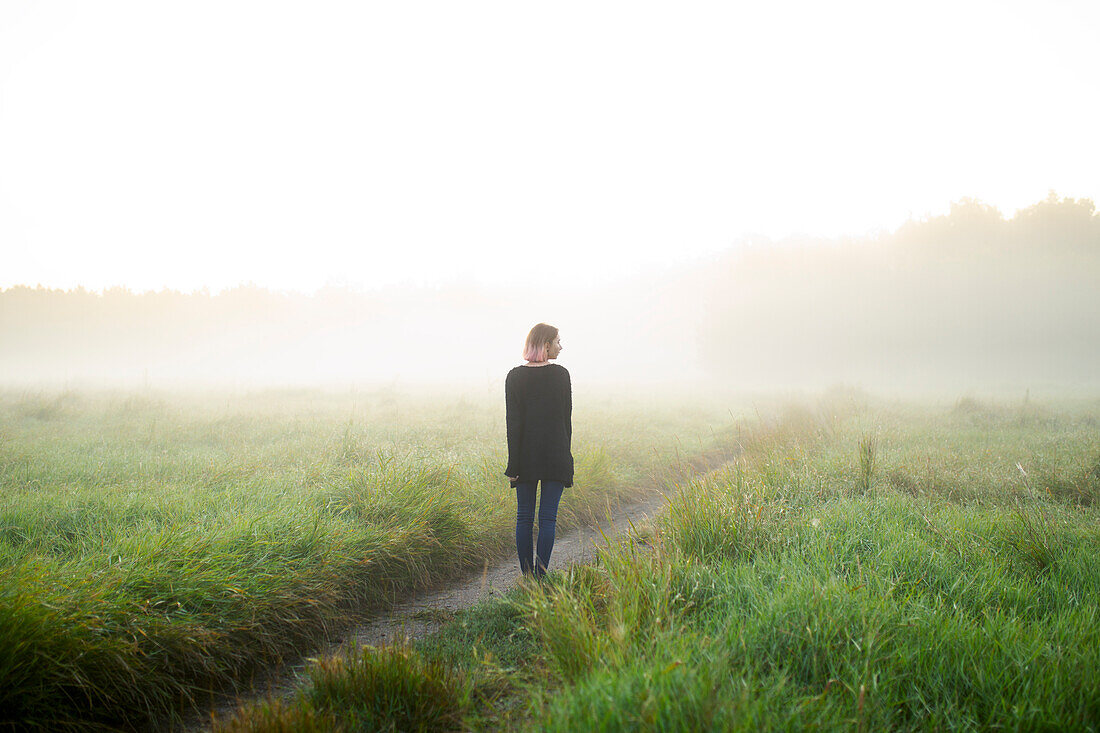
[343,489,670,649]
[188,488,673,731]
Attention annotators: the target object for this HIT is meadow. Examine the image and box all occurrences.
[215,393,1100,731]
[0,386,735,730]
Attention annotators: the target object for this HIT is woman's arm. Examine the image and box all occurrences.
[565,368,572,445]
[504,371,523,479]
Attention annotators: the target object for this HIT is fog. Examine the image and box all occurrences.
[3,194,1097,397]
[4,3,1098,400]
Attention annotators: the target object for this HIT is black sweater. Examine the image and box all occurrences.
[504,364,573,488]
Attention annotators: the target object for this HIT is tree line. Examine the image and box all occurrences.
[2,193,1097,391]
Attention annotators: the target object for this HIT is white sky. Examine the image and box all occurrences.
[1,0,1098,294]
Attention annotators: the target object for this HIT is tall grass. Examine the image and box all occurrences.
[857,432,877,494]
[214,644,470,733]
[516,399,1100,730]
[255,394,1100,731]
[0,388,735,730]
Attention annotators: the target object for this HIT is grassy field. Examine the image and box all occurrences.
[0,387,736,731]
[216,394,1100,731]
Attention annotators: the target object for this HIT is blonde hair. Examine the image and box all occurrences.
[522,323,559,362]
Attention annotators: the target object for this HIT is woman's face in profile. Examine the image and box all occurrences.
[547,335,562,360]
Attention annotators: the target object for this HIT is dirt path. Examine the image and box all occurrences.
[190,487,672,730]
[341,488,671,649]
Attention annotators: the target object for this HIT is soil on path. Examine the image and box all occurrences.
[342,488,671,649]
[191,487,672,730]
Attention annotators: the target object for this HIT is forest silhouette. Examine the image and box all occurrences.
[2,193,1097,392]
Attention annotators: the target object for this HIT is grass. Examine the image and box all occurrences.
[857,432,877,494]
[0,387,737,730]
[214,644,471,733]
[228,393,1100,730]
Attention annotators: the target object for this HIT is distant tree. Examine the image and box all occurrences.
[1011,191,1099,252]
[697,193,1100,388]
[895,197,1007,261]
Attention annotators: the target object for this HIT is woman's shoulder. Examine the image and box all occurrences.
[508,363,569,377]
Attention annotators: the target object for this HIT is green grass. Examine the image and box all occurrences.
[234,394,1100,731]
[0,387,736,730]
[214,644,472,732]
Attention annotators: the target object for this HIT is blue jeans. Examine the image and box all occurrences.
[515,480,564,577]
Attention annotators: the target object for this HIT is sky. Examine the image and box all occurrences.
[1,0,1098,294]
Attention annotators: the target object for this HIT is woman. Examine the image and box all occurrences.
[505,322,573,578]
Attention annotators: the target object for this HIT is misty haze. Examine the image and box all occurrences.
[3,193,1097,395]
